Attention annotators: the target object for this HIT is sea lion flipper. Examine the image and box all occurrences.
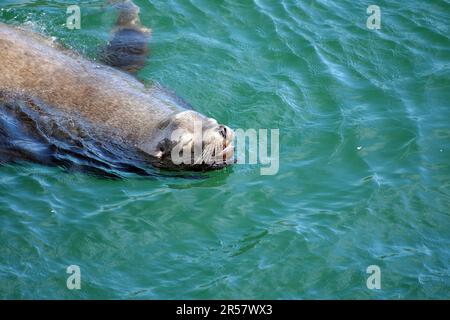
[100,0,151,73]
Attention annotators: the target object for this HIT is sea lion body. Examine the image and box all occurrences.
[1,23,171,144]
[0,22,234,170]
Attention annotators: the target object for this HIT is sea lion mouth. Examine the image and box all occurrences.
[223,140,227,162]
[196,140,235,169]
[179,140,236,171]
[148,140,235,172]
[186,124,235,170]
[220,139,234,163]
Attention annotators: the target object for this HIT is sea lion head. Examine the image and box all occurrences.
[139,110,234,171]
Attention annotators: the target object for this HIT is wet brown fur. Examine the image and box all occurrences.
[0,23,178,147]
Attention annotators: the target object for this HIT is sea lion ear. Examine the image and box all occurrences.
[137,140,163,158]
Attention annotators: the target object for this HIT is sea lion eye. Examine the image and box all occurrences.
[157,138,172,155]
[156,142,165,154]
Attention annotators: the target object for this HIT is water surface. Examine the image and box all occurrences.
[0,0,449,299]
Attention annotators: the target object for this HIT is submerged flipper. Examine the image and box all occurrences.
[101,0,151,73]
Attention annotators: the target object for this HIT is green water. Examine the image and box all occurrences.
[1,0,449,299]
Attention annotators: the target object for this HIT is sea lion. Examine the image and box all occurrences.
[0,1,234,172]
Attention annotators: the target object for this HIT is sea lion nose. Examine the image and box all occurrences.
[218,125,227,139]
